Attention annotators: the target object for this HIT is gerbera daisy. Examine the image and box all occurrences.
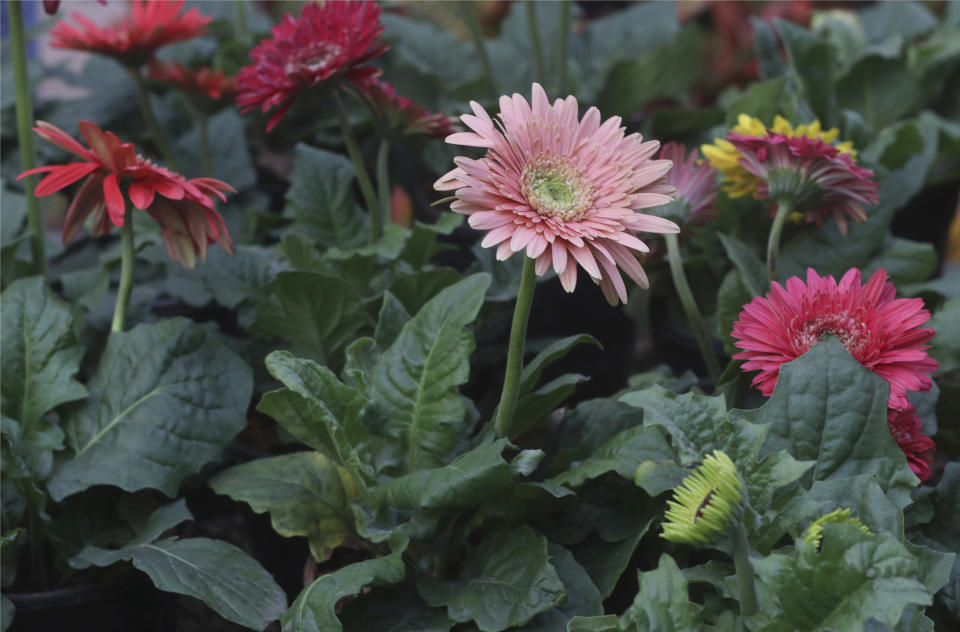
[728,132,879,235]
[653,142,718,226]
[661,450,743,547]
[17,121,233,269]
[887,406,936,481]
[236,0,388,132]
[701,114,856,198]
[148,61,236,107]
[354,77,455,139]
[49,0,211,68]
[731,267,938,411]
[435,83,679,305]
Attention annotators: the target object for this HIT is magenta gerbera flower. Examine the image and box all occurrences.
[728,132,879,235]
[887,406,935,481]
[435,83,679,305]
[355,77,455,139]
[731,268,938,411]
[235,0,387,132]
[655,142,718,225]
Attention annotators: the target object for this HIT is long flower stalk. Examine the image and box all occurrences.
[557,0,571,94]
[9,0,45,275]
[665,233,722,380]
[525,1,546,86]
[494,257,537,437]
[766,198,792,282]
[732,522,758,617]
[460,1,499,99]
[130,69,180,171]
[111,219,136,332]
[333,91,380,239]
[375,139,391,241]
[197,112,213,178]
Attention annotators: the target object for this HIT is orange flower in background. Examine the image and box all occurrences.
[49,0,211,67]
[149,61,236,104]
[17,121,234,269]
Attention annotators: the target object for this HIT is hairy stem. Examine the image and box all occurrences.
[111,219,135,333]
[526,1,546,84]
[493,256,537,438]
[732,522,759,617]
[375,139,391,242]
[766,199,793,283]
[333,91,380,236]
[665,233,722,381]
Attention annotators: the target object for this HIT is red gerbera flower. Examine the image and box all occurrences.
[887,406,935,481]
[149,61,236,105]
[49,0,211,67]
[236,0,388,132]
[731,268,938,410]
[17,121,234,269]
[727,132,879,235]
[355,77,455,139]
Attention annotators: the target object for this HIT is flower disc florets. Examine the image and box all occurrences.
[803,508,871,550]
[661,450,744,547]
[521,158,594,221]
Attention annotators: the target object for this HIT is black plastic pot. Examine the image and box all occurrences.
[7,570,174,632]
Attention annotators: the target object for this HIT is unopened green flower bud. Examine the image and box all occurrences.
[661,450,743,547]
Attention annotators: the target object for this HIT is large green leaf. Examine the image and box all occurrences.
[47,318,252,500]
[518,334,602,395]
[716,234,766,298]
[209,452,356,561]
[339,585,454,632]
[1,276,86,431]
[549,424,676,489]
[775,19,839,126]
[525,543,603,630]
[379,439,512,511]
[928,298,960,373]
[733,338,918,506]
[836,56,919,132]
[281,540,406,632]
[174,109,256,191]
[417,525,565,632]
[71,500,286,631]
[513,373,588,436]
[622,554,698,631]
[368,274,490,471]
[752,523,930,631]
[253,271,368,365]
[284,144,365,249]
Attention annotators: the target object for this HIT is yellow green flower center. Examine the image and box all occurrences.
[522,158,592,221]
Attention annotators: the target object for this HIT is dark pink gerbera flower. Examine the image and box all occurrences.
[887,406,935,481]
[435,83,678,305]
[49,0,211,67]
[355,77,455,139]
[17,121,233,269]
[655,142,718,225]
[236,0,388,132]
[148,61,236,104]
[728,132,879,235]
[731,268,938,410]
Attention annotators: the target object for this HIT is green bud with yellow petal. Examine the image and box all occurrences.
[660,450,744,547]
[803,508,871,549]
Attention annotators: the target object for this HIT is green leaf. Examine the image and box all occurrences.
[928,298,960,373]
[723,78,789,128]
[775,19,839,125]
[836,56,919,132]
[368,274,490,471]
[863,237,938,287]
[174,109,256,191]
[549,424,676,489]
[716,233,766,298]
[525,543,603,630]
[282,541,406,632]
[572,531,647,600]
[132,538,286,631]
[513,374,588,436]
[752,523,930,631]
[380,438,512,511]
[858,1,938,43]
[519,334,602,395]
[388,268,463,315]
[375,292,411,350]
[48,318,252,500]
[417,525,565,632]
[1,594,12,632]
[734,338,919,506]
[622,554,698,632]
[715,269,754,355]
[253,271,369,365]
[209,452,356,561]
[284,143,365,250]
[178,245,275,310]
[1,276,86,431]
[339,585,454,632]
[567,615,620,632]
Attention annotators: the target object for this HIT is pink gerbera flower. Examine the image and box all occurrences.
[17,121,233,269]
[887,406,935,481]
[655,142,718,225]
[236,0,387,132]
[49,0,211,68]
[731,268,938,410]
[728,132,879,235]
[435,83,679,305]
[355,77,455,139]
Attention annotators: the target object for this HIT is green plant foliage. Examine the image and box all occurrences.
[928,298,960,373]
[174,109,256,190]
[47,318,252,500]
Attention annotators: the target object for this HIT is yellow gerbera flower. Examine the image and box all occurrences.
[701,114,857,199]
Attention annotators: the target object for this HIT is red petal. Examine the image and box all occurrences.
[102,173,126,226]
[129,181,156,209]
[33,162,100,196]
[62,173,105,244]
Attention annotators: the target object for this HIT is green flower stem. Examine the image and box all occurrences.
[233,0,249,43]
[766,198,793,283]
[333,91,380,241]
[557,0,571,93]
[525,1,546,84]
[130,69,180,172]
[665,233,722,381]
[26,486,47,590]
[375,138,391,242]
[494,256,537,438]
[732,522,758,617]
[460,1,499,99]
[111,218,135,333]
[197,112,213,178]
[8,0,45,276]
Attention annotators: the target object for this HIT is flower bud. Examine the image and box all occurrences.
[661,450,744,547]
